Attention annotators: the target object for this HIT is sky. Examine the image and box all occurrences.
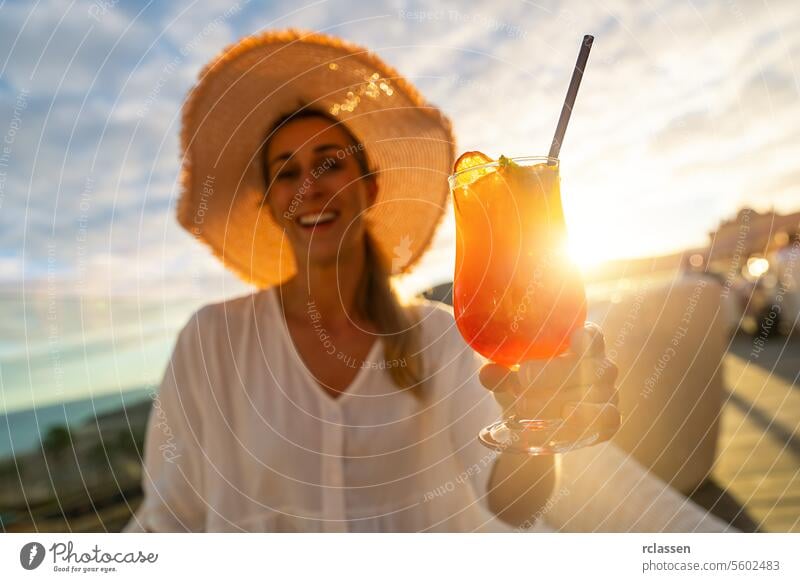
[1,0,799,297]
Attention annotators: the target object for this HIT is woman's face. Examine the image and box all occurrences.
[264,116,377,268]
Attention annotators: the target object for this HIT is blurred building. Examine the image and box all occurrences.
[707,208,800,267]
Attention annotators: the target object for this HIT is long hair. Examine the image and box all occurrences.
[261,108,424,397]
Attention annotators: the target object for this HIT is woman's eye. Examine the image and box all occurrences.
[321,157,340,171]
[276,169,299,181]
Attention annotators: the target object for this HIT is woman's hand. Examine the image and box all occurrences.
[479,323,621,445]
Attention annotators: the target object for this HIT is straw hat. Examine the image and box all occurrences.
[177,29,456,288]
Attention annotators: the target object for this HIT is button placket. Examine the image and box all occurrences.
[321,406,347,532]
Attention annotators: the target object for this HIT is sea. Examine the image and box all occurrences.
[0,291,204,460]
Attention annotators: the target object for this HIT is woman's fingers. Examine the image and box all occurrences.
[480,358,617,400]
[557,380,619,407]
[479,363,522,394]
[480,369,617,420]
[570,322,605,358]
[561,402,621,443]
[519,356,617,393]
[513,382,618,418]
[478,321,619,435]
[478,364,520,413]
[481,323,612,395]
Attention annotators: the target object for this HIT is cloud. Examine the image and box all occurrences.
[0,0,159,95]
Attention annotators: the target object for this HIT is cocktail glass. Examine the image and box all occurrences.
[450,155,599,454]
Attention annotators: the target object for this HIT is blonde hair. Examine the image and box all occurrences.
[358,231,425,397]
[262,108,425,397]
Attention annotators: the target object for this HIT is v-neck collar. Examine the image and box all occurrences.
[266,286,381,407]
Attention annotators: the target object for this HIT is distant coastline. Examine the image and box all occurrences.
[0,386,154,460]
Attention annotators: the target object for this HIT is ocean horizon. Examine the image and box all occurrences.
[0,386,154,460]
[0,290,205,414]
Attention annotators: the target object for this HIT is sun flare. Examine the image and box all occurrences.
[566,232,612,273]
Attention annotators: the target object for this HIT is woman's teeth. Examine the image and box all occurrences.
[297,211,339,226]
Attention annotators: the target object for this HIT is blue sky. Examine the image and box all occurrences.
[1,0,798,296]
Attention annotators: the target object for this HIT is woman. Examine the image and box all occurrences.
[124,30,730,533]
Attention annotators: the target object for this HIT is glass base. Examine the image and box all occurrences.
[479,417,600,455]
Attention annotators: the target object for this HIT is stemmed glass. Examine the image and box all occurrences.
[450,156,598,454]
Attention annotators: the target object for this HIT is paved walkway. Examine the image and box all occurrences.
[710,334,800,532]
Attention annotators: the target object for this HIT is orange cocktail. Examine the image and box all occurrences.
[450,153,594,454]
[450,154,586,368]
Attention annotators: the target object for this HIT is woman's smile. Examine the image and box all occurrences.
[295,209,341,230]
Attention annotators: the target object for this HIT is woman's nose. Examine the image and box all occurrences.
[301,167,327,200]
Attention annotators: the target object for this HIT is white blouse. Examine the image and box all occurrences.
[123,288,732,533]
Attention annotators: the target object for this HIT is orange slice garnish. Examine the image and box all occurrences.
[453,150,494,188]
[454,150,492,173]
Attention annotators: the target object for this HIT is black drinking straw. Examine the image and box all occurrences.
[548,35,594,161]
